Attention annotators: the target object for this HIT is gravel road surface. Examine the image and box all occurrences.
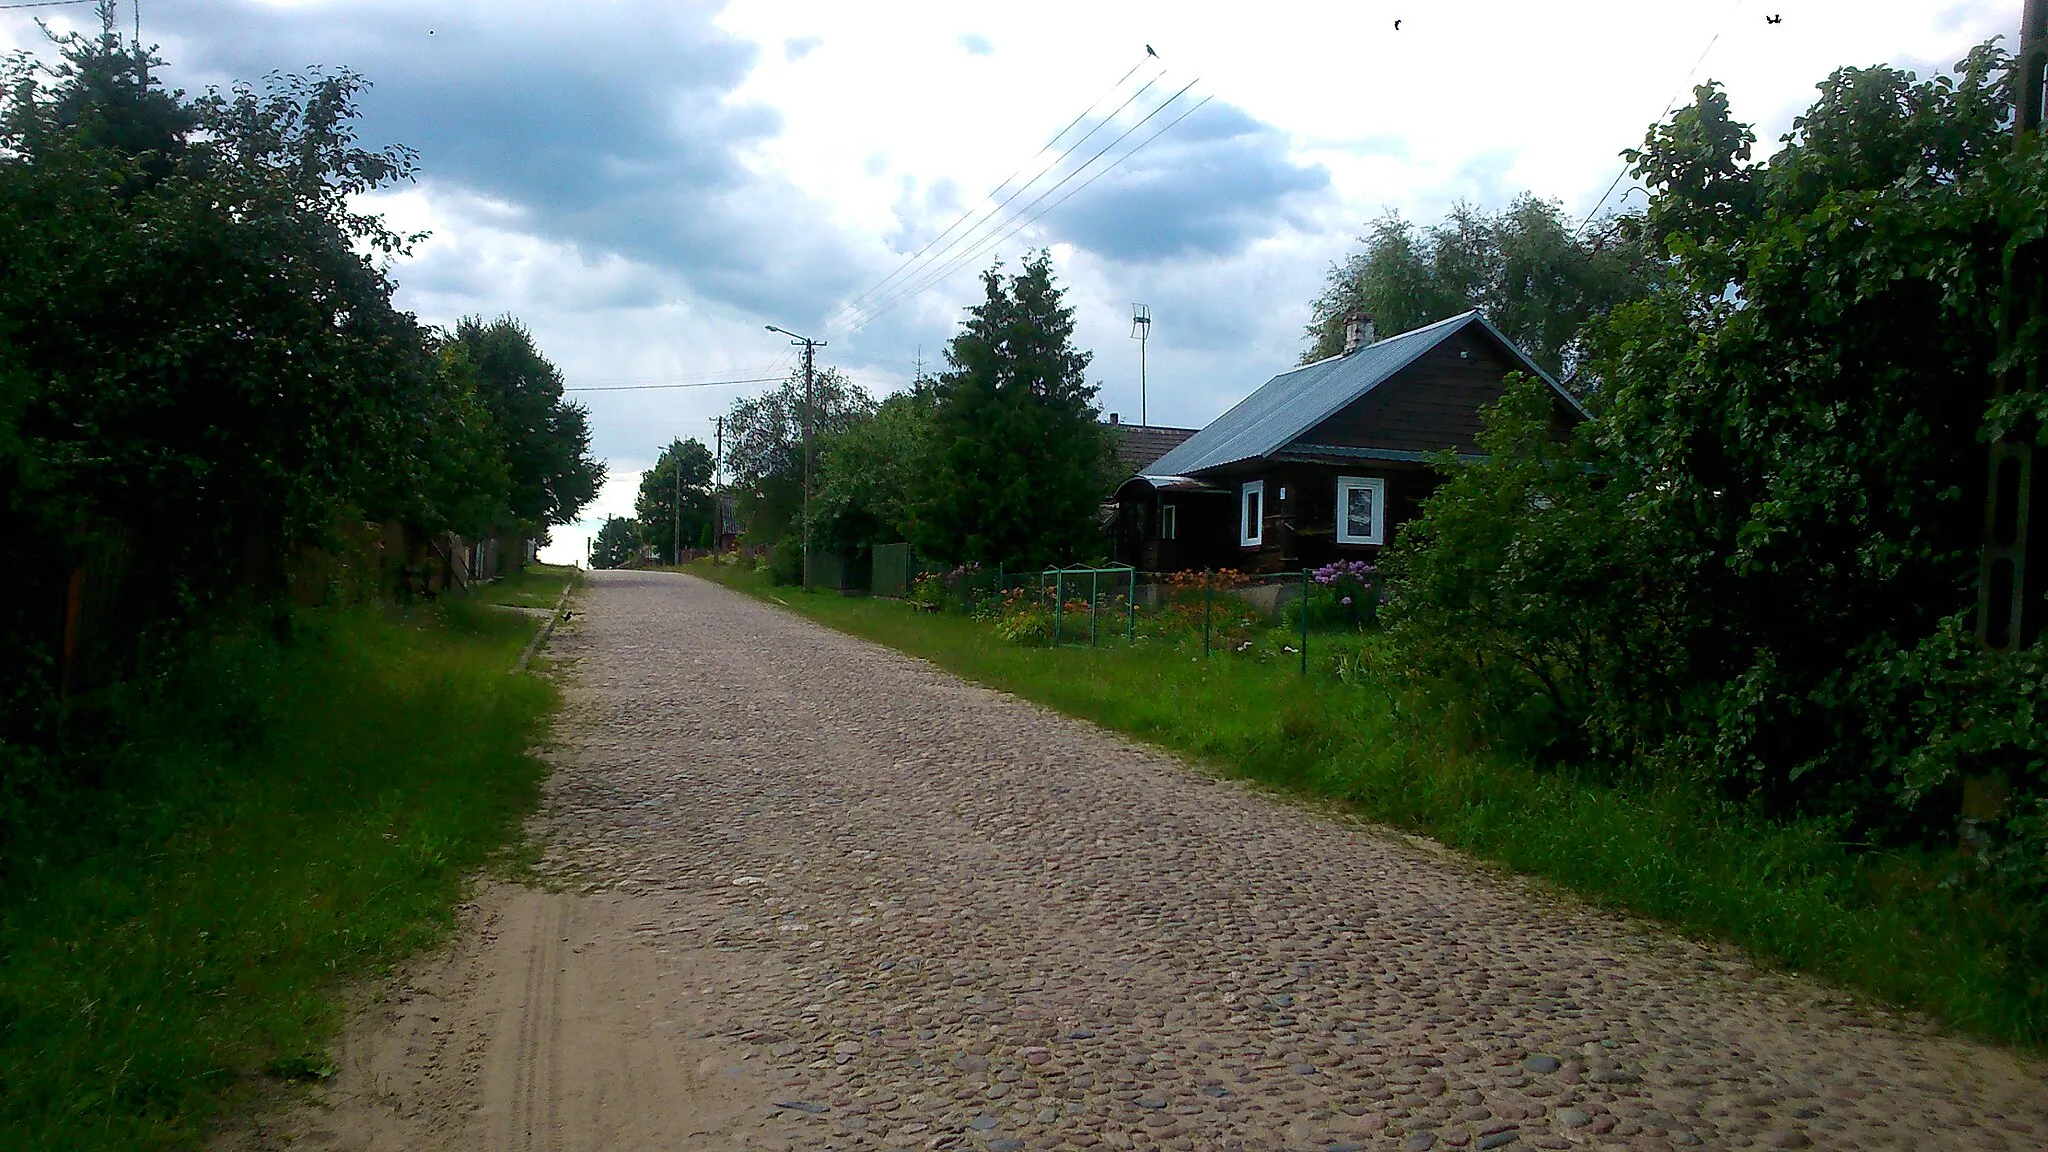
[229,570,2048,1152]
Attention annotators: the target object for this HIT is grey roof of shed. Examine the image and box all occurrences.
[1144,311,1581,478]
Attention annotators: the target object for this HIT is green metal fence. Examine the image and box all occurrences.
[1041,564,1137,647]
[872,542,912,598]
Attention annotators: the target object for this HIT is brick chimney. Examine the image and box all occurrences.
[1343,313,1376,355]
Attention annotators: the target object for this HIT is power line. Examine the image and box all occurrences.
[0,1,96,10]
[849,81,1205,331]
[565,376,785,393]
[1576,0,1749,235]
[821,52,1158,331]
[824,56,1166,333]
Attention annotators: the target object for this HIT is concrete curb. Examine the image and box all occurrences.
[512,578,577,674]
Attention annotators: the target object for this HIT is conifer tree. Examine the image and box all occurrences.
[914,253,1112,567]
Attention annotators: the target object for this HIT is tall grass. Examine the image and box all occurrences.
[0,598,554,1149]
[698,562,2046,1049]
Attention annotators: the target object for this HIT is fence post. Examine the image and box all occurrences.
[1127,567,1135,645]
[1054,570,1064,647]
[1203,567,1212,658]
[1090,570,1099,647]
[1300,568,1310,675]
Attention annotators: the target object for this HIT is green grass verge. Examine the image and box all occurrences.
[693,560,2046,1049]
[480,561,582,610]
[0,596,557,1149]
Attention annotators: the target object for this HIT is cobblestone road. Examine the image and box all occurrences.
[531,570,2047,1152]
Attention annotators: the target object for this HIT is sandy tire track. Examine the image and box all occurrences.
[221,570,2048,1152]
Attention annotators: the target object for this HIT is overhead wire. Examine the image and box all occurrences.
[845,79,1205,332]
[1575,0,1749,236]
[822,57,1167,333]
[0,1,96,10]
[565,376,787,393]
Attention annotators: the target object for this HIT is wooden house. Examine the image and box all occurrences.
[1110,311,1584,573]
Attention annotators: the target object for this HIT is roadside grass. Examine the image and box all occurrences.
[0,596,556,1150]
[480,561,582,610]
[694,560,2047,1049]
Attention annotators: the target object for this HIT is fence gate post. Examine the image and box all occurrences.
[1300,568,1310,674]
[1127,567,1135,645]
[1089,570,1099,648]
[1203,567,1212,658]
[1054,571,1064,647]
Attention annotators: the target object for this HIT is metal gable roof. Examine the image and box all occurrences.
[1143,311,1579,478]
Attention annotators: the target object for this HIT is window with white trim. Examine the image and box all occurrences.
[1336,475,1385,545]
[1240,480,1265,547]
[1160,502,1178,540]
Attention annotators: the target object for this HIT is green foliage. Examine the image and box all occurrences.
[913,252,1114,567]
[1304,196,1660,384]
[0,601,550,1149]
[448,316,604,538]
[591,515,640,568]
[0,28,594,738]
[722,363,874,547]
[1385,45,2048,874]
[814,385,937,553]
[633,437,714,564]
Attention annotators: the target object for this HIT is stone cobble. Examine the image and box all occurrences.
[535,571,2048,1151]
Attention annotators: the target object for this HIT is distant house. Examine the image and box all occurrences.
[716,492,745,552]
[1105,416,1200,478]
[1110,311,1585,573]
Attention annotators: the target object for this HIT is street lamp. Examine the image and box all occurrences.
[765,325,826,591]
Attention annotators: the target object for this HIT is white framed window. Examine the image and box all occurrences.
[1336,475,1386,545]
[1160,502,1178,541]
[1240,480,1265,547]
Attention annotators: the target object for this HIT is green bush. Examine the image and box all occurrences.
[1381,44,2048,888]
[767,536,804,586]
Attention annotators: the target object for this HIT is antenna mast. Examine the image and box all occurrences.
[1130,303,1151,428]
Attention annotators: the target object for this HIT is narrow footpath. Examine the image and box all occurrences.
[231,570,2048,1152]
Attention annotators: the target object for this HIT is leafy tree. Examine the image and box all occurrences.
[633,438,714,564]
[1386,43,2048,863]
[914,252,1112,567]
[0,24,592,738]
[721,363,875,545]
[448,316,604,543]
[591,515,641,568]
[814,383,939,553]
[1304,197,1660,386]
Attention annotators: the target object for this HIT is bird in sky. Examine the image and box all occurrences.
[1146,44,1158,58]
[1766,14,1782,23]
[1394,19,1402,30]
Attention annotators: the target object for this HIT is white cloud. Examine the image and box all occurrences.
[4,0,2019,569]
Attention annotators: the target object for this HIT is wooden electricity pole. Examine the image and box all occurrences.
[764,326,827,591]
[1978,0,2048,651]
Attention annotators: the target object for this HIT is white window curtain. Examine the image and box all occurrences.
[1336,475,1385,545]
[1241,480,1265,546]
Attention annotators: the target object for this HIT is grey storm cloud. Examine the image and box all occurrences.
[144,0,865,323]
[1042,99,1330,262]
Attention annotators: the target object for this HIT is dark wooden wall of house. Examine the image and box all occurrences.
[1296,327,1576,452]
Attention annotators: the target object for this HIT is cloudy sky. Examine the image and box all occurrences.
[2,0,2014,562]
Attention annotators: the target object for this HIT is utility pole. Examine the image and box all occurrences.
[765,326,827,591]
[672,439,682,568]
[1978,0,2048,651]
[1131,304,1152,427]
[713,415,725,552]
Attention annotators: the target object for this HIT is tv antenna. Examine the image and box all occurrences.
[1130,303,1151,427]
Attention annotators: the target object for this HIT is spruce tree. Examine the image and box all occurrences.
[915,253,1112,567]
